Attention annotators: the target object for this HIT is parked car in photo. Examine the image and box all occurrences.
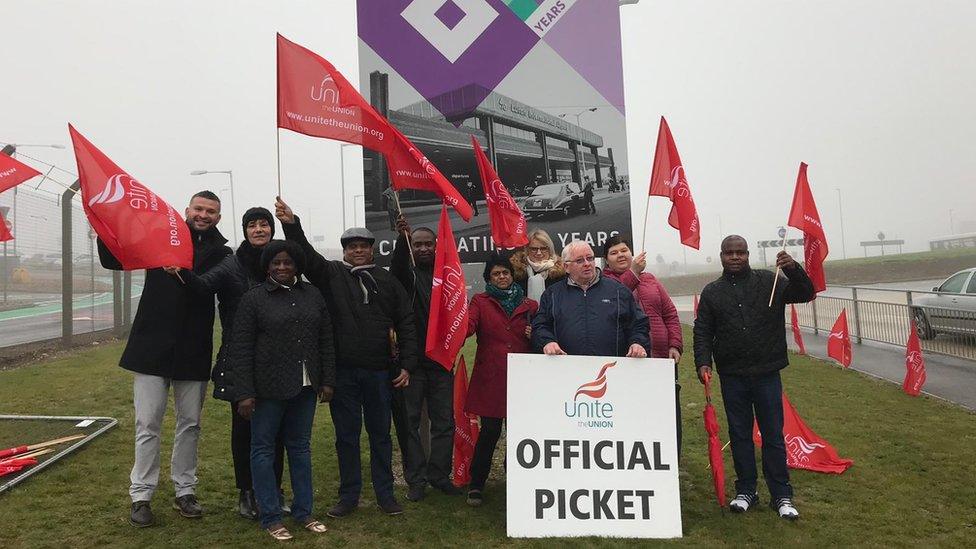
[521,182,586,219]
[910,268,976,339]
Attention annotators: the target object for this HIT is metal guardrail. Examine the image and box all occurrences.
[790,285,976,361]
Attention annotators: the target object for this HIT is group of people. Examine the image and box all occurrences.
[102,188,814,540]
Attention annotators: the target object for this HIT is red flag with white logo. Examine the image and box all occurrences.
[903,320,927,396]
[451,356,479,487]
[827,309,852,367]
[791,304,806,354]
[68,125,193,270]
[276,34,471,221]
[648,117,700,249]
[754,393,853,474]
[0,153,42,194]
[471,136,527,248]
[0,210,12,243]
[787,163,829,292]
[426,205,469,370]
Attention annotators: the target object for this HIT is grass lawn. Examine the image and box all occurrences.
[0,327,974,547]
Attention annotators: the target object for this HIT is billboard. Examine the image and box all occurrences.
[357,0,632,264]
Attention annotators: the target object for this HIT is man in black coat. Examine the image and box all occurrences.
[276,197,416,517]
[694,235,815,520]
[391,214,460,502]
[98,190,231,527]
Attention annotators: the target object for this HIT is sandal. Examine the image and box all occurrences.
[267,525,293,541]
[303,519,328,534]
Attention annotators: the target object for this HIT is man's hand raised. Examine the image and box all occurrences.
[275,196,295,225]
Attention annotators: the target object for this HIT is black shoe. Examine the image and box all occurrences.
[466,489,483,507]
[173,494,203,518]
[279,490,291,516]
[431,482,462,496]
[238,490,257,520]
[129,500,154,528]
[406,484,426,502]
[326,500,357,518]
[378,499,404,516]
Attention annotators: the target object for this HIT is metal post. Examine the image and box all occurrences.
[2,241,7,303]
[61,180,80,346]
[851,287,863,344]
[123,271,132,330]
[228,171,238,244]
[811,298,819,335]
[113,270,123,337]
[906,291,913,307]
[339,146,346,230]
[835,188,847,260]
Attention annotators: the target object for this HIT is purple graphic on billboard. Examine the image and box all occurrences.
[357,0,632,266]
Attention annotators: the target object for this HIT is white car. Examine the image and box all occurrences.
[911,268,976,339]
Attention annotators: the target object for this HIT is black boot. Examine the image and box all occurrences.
[239,490,257,520]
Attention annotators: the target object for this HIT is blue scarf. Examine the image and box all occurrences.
[486,283,525,316]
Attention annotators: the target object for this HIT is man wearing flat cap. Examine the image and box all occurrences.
[275,197,416,518]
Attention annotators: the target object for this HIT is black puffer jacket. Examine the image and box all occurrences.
[98,224,231,381]
[185,242,266,401]
[693,265,815,377]
[229,280,336,401]
[283,219,418,373]
[390,231,441,371]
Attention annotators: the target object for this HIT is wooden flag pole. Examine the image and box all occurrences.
[275,128,282,197]
[392,190,416,268]
[0,434,86,460]
[640,195,651,252]
[0,448,53,465]
[768,226,791,307]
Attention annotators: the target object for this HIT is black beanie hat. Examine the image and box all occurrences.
[260,240,306,278]
[242,207,275,240]
[483,255,515,283]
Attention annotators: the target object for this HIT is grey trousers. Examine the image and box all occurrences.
[129,373,207,502]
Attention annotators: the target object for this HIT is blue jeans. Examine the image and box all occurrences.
[250,387,317,529]
[719,370,793,499]
[330,368,394,504]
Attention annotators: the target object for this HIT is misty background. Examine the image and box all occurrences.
[2,0,974,270]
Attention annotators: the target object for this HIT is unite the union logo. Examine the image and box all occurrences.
[88,174,128,207]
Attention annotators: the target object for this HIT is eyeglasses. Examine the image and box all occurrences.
[528,246,549,254]
[568,255,596,266]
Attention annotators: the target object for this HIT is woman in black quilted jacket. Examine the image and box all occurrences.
[230,240,336,541]
[183,207,285,519]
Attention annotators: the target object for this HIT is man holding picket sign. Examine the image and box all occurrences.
[69,125,232,527]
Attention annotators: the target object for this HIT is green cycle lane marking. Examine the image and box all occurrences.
[0,285,144,322]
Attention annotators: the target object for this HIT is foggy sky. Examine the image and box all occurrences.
[2,0,974,265]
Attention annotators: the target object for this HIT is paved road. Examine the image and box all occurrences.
[0,289,142,348]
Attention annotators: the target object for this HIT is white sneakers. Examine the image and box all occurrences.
[728,493,799,520]
[729,493,759,513]
[771,497,800,520]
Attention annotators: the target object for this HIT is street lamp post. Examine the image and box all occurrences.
[835,188,848,259]
[948,209,955,234]
[559,107,598,182]
[191,170,238,243]
[339,144,356,230]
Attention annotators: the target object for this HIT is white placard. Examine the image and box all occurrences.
[506,354,682,538]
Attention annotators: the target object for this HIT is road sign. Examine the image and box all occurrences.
[777,226,786,238]
[757,238,805,248]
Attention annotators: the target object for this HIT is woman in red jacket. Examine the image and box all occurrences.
[602,234,685,455]
[464,256,538,507]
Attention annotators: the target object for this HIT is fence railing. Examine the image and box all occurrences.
[791,286,976,361]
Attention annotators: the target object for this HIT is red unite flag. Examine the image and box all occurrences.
[0,152,43,194]
[0,210,12,243]
[649,117,700,249]
[791,304,806,354]
[827,309,852,367]
[451,356,479,487]
[68,125,193,270]
[754,393,853,474]
[471,136,528,248]
[426,206,469,370]
[903,320,927,396]
[276,33,471,221]
[787,162,829,292]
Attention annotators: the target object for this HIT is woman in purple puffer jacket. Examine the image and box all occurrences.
[602,234,685,456]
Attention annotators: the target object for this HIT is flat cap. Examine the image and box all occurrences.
[340,227,376,248]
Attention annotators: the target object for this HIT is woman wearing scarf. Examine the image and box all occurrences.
[463,256,538,507]
[182,207,286,519]
[509,229,566,301]
[230,240,335,540]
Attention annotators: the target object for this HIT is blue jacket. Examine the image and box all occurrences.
[531,272,651,357]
